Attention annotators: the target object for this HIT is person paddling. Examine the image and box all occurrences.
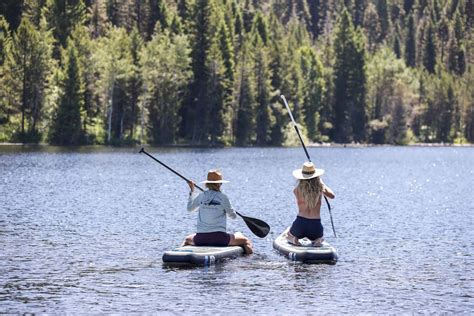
[182,169,253,254]
[287,162,335,247]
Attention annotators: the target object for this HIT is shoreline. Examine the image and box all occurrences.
[1,142,473,148]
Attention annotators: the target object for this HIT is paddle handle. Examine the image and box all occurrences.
[281,95,311,162]
[139,148,204,192]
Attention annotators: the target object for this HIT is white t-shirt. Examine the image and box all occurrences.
[187,190,237,233]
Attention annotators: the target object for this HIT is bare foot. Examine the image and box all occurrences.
[243,242,253,255]
[286,233,301,246]
[311,238,323,247]
[181,234,195,246]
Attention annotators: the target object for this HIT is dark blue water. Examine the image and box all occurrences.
[1,146,473,313]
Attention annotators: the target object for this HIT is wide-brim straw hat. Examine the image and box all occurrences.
[200,169,229,184]
[292,162,324,180]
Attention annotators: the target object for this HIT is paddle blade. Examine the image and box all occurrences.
[236,212,270,238]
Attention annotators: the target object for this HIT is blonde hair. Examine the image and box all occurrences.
[206,183,221,191]
[296,177,323,209]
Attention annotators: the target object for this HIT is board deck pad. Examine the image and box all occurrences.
[273,227,338,264]
[162,245,245,266]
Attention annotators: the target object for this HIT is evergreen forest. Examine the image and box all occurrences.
[0,0,473,146]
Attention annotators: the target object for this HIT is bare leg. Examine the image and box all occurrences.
[228,232,253,254]
[181,234,195,246]
[286,231,301,246]
[311,237,324,247]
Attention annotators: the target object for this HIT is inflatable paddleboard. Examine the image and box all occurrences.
[273,227,338,264]
[162,245,245,266]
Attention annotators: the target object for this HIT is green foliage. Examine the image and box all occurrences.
[93,26,135,144]
[405,12,417,68]
[0,0,472,145]
[363,3,381,53]
[254,38,273,146]
[49,39,84,145]
[140,30,191,144]
[43,0,87,56]
[332,7,367,143]
[235,40,256,146]
[0,16,12,126]
[2,18,53,142]
[298,46,325,142]
[367,48,420,144]
[422,21,437,74]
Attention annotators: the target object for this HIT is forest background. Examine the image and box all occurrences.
[0,0,472,146]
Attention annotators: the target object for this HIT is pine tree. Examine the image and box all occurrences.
[0,16,9,69]
[299,46,325,142]
[235,40,255,146]
[50,39,84,145]
[251,12,269,45]
[43,0,87,57]
[307,0,333,38]
[438,16,450,62]
[393,34,402,59]
[128,27,143,140]
[466,0,474,33]
[438,81,455,142]
[453,9,464,41]
[242,0,255,32]
[23,0,48,27]
[404,0,415,15]
[422,21,437,74]
[364,3,381,53]
[447,28,466,76]
[89,0,108,39]
[0,17,12,126]
[5,18,53,142]
[390,93,408,144]
[352,0,367,28]
[182,0,218,143]
[254,37,272,145]
[332,8,367,143]
[404,12,417,67]
[376,0,390,42]
[207,29,230,146]
[69,25,97,142]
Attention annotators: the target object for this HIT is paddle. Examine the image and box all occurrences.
[139,147,270,238]
[280,95,337,238]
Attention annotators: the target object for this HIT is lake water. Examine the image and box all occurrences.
[0,145,473,313]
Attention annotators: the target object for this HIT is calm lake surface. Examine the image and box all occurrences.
[0,145,473,313]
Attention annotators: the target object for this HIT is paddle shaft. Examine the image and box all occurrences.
[280,95,337,238]
[139,148,204,191]
[139,148,270,238]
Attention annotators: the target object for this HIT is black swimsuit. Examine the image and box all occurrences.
[289,216,324,240]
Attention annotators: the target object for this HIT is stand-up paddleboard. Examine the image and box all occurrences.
[273,227,338,264]
[162,245,245,266]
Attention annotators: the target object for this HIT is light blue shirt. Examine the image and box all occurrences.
[187,190,237,233]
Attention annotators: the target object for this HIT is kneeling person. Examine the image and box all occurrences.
[182,169,253,254]
[287,162,335,247]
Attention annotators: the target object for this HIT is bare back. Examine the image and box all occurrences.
[294,188,322,219]
[294,184,335,219]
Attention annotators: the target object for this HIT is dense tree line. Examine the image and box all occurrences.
[0,0,473,146]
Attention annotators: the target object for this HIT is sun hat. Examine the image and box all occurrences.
[292,162,324,180]
[200,169,229,184]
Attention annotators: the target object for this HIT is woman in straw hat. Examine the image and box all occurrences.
[182,169,253,254]
[287,162,335,246]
